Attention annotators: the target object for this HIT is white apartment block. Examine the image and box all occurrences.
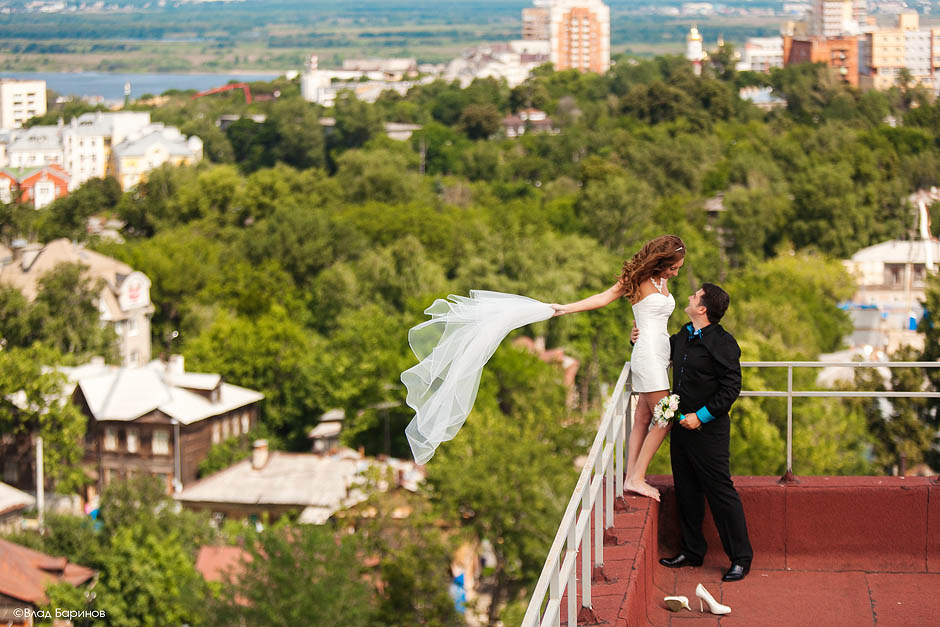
[523,7,551,40]
[0,112,204,192]
[736,36,785,72]
[5,125,63,168]
[810,0,856,37]
[905,29,933,87]
[0,80,46,130]
[63,111,151,189]
[548,0,611,74]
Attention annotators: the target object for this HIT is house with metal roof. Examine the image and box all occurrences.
[62,355,264,499]
[0,482,34,533]
[0,538,95,626]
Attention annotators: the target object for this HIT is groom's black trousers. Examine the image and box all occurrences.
[669,414,753,567]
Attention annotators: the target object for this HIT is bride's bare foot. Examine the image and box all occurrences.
[625,477,661,502]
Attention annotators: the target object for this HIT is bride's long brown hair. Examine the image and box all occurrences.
[619,235,686,303]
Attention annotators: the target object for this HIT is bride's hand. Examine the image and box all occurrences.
[550,304,566,317]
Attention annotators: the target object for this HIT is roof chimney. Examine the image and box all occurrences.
[251,439,269,470]
[10,238,26,263]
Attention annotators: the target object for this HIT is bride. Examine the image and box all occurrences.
[551,235,685,501]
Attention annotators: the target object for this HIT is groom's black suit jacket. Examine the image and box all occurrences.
[668,321,753,567]
[668,322,742,421]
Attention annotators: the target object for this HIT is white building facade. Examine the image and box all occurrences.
[0,79,46,130]
[736,36,785,72]
[0,111,158,190]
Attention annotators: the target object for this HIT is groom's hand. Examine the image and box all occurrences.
[631,321,639,344]
[681,414,702,429]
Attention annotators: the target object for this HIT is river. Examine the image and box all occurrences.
[0,71,282,102]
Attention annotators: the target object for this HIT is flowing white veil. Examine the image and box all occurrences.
[401,290,555,464]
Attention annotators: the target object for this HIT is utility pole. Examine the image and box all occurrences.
[36,435,44,530]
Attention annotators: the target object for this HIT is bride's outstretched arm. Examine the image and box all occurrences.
[551,282,625,316]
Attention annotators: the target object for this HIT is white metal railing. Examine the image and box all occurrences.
[522,360,940,626]
[521,363,634,627]
[739,361,940,480]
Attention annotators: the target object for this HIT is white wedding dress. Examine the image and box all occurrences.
[630,293,674,392]
[401,290,554,464]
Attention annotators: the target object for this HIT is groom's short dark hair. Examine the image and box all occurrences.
[701,283,730,323]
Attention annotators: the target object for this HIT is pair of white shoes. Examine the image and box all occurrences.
[664,583,731,615]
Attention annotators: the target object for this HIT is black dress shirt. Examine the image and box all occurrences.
[669,322,742,422]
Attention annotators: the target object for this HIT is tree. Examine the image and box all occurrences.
[0,195,35,244]
[352,472,462,626]
[184,305,324,447]
[575,174,657,251]
[724,253,854,356]
[853,347,935,475]
[333,90,384,151]
[29,262,118,358]
[37,176,123,242]
[267,98,326,170]
[73,522,209,627]
[212,524,376,627]
[458,103,502,140]
[334,148,423,204]
[0,285,32,348]
[0,344,88,492]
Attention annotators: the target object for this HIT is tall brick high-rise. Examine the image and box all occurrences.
[545,0,610,73]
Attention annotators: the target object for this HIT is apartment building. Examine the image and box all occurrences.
[736,36,785,72]
[5,125,63,169]
[111,124,203,190]
[63,111,151,189]
[859,12,934,91]
[0,112,156,190]
[523,6,551,41]
[0,79,46,130]
[785,34,860,85]
[810,0,855,38]
[548,0,611,73]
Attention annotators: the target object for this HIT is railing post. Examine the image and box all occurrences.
[581,487,592,611]
[779,364,799,484]
[549,561,559,627]
[605,410,615,529]
[567,523,576,626]
[615,390,625,499]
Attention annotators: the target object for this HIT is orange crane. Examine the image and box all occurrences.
[192,82,252,104]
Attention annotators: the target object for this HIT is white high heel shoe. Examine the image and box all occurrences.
[695,583,731,615]
[663,595,691,612]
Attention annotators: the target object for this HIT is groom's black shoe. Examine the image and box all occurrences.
[659,554,703,568]
[722,563,750,582]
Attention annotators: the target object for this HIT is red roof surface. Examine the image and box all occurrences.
[194,545,251,584]
[555,475,940,626]
[0,538,95,605]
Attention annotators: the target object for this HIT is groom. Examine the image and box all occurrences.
[657,283,753,582]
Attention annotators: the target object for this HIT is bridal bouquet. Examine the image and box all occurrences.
[651,394,681,428]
